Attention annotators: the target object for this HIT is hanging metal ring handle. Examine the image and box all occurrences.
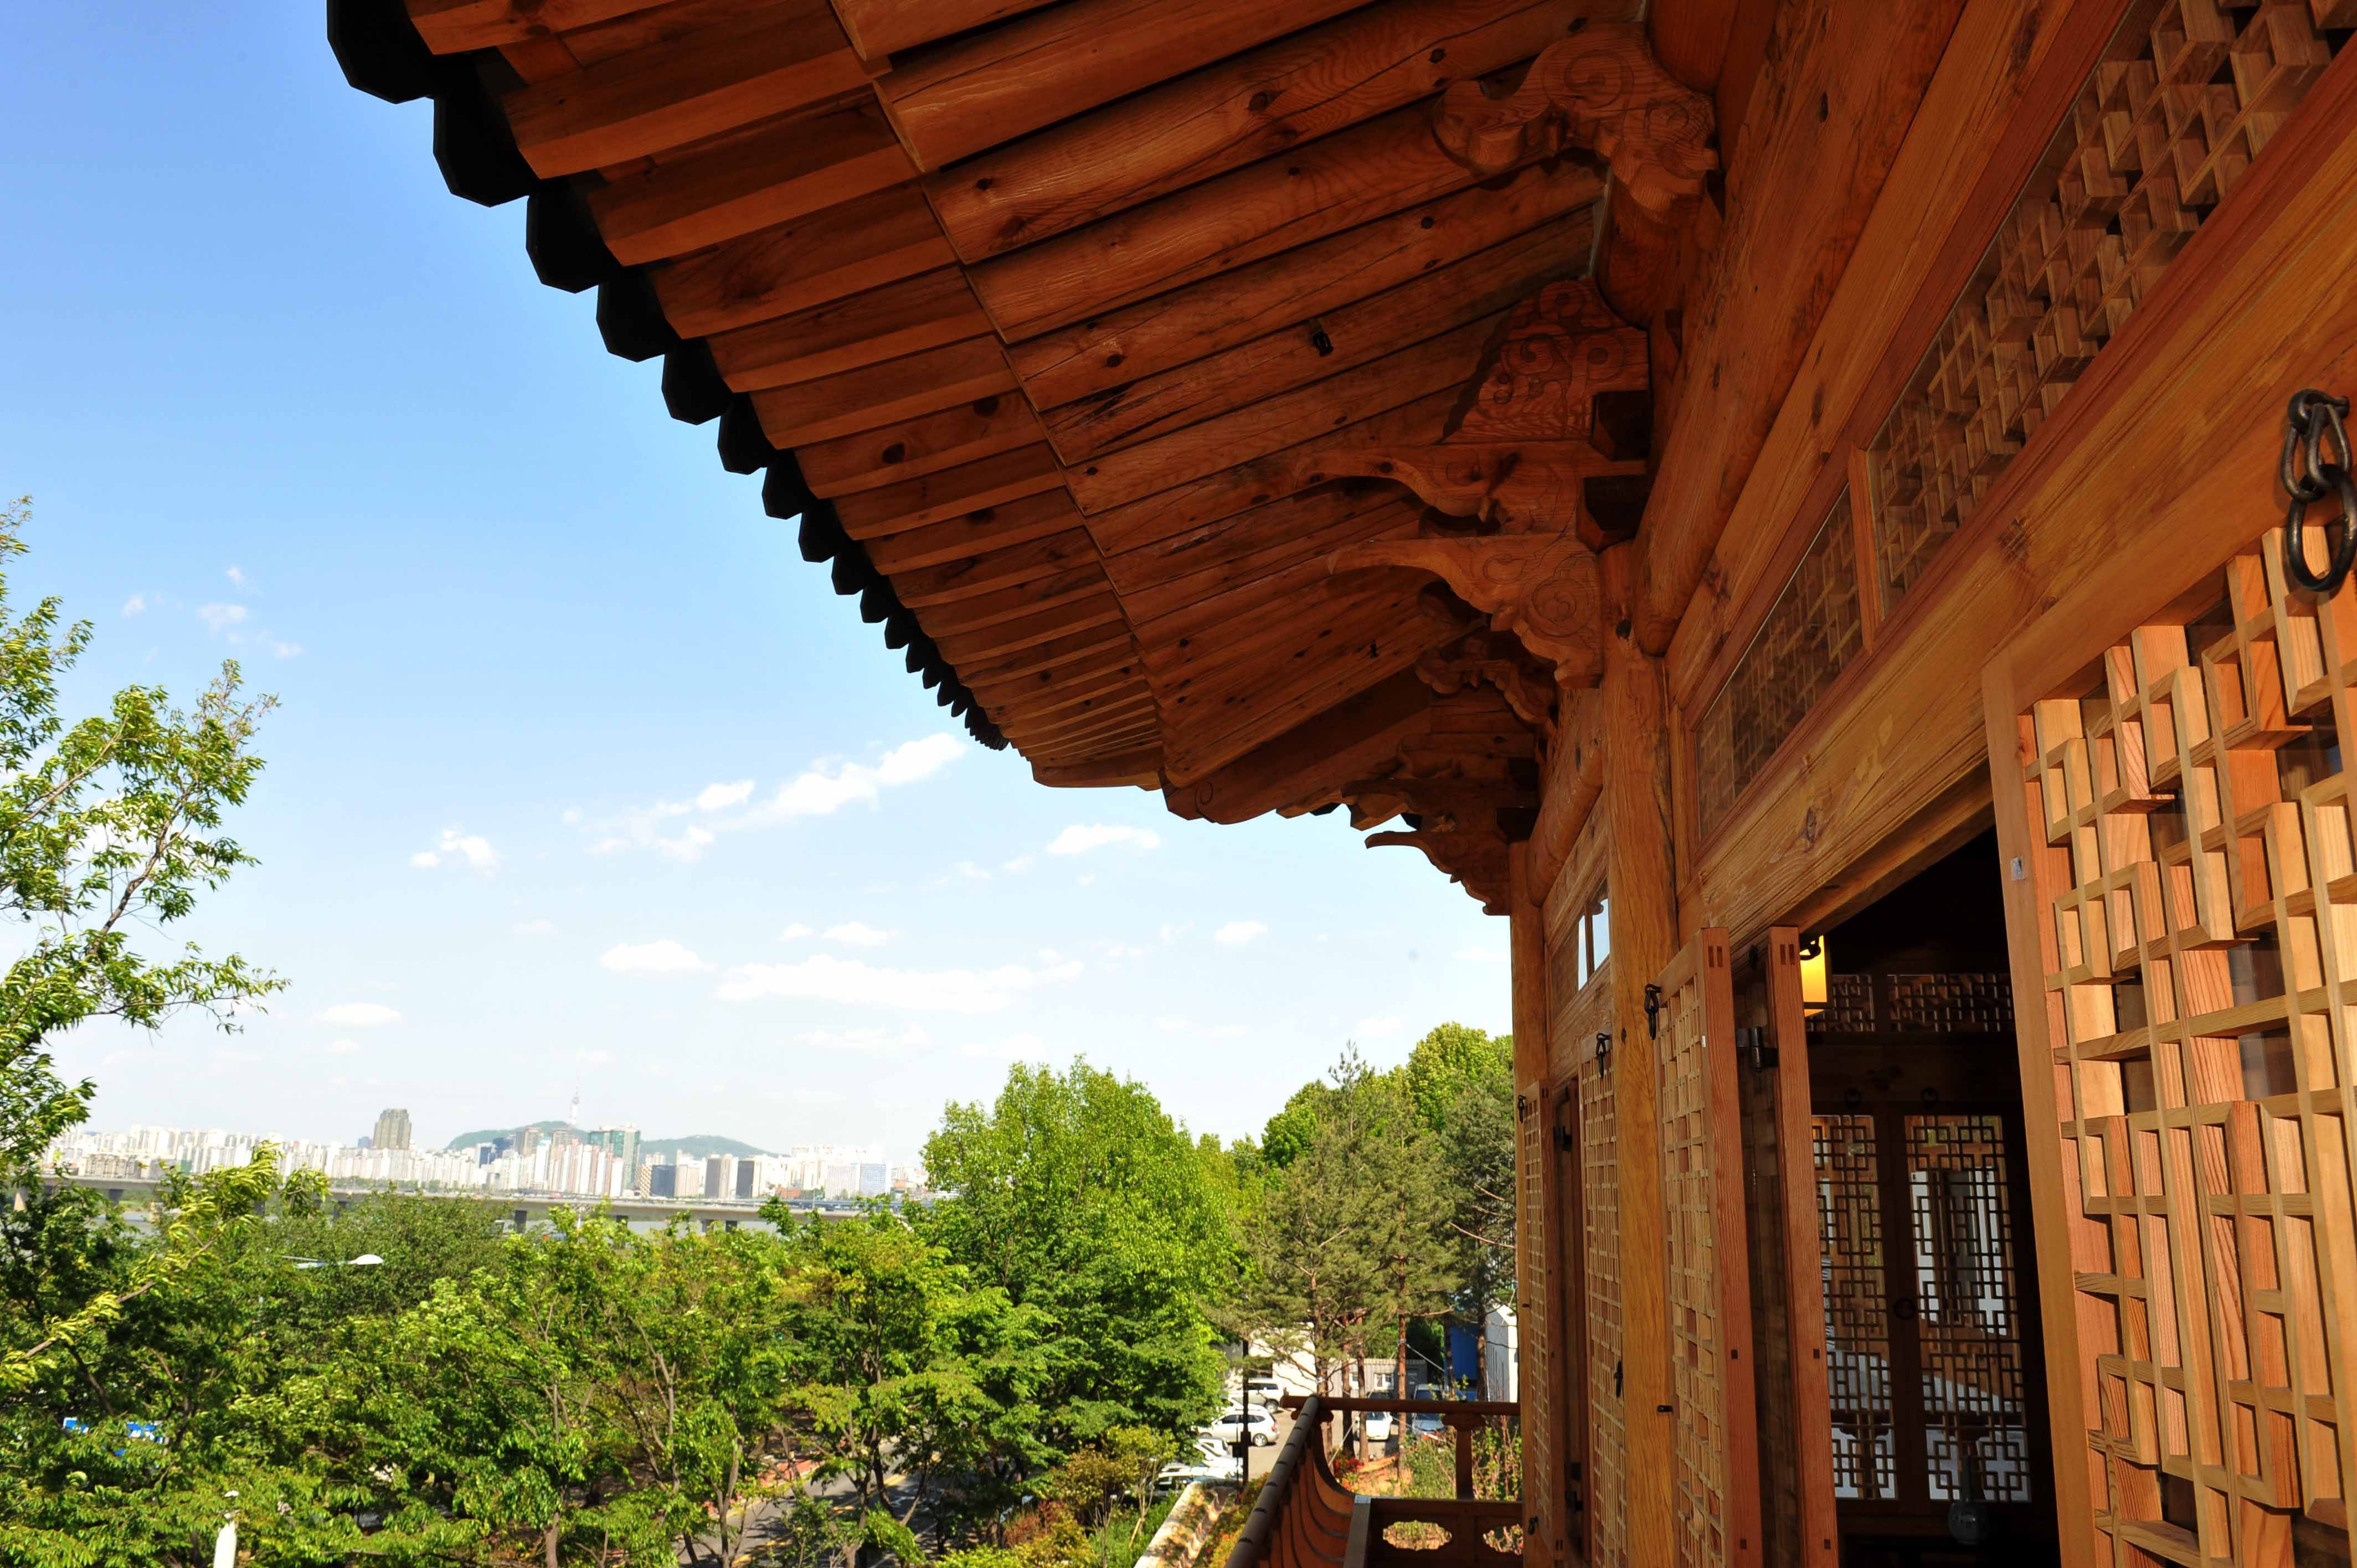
[2282,390,2356,596]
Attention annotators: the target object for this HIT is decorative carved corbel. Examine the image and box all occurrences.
[1414,630,1557,727]
[1432,20,1716,219]
[1290,442,1645,539]
[1327,533,1602,679]
[1366,826,1511,913]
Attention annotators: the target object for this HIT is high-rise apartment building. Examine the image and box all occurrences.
[372,1108,413,1153]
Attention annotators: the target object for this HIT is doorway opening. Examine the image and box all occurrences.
[1806,831,2059,1568]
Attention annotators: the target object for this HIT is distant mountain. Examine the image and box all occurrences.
[441,1121,772,1159]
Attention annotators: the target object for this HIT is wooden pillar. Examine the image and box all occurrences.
[1599,543,1676,1567]
[1508,844,1559,1568]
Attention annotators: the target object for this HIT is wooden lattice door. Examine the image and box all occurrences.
[1991,530,2357,1563]
[1653,928,1764,1568]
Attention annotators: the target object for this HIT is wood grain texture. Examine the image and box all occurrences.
[408,0,653,54]
[797,390,1042,497]
[747,337,1013,447]
[1665,0,2123,711]
[1166,669,1436,821]
[832,0,1057,60]
[1064,313,1505,514]
[651,184,953,338]
[1628,0,1968,650]
[503,2,866,177]
[926,0,1612,261]
[969,102,1537,339]
[835,444,1067,539]
[586,99,910,265]
[710,267,990,391]
[1011,167,1597,412]
[864,490,1082,573]
[1039,214,1590,464]
[877,0,1366,171]
[1764,927,1844,1568]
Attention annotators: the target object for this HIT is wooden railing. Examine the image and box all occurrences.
[1225,1396,1525,1568]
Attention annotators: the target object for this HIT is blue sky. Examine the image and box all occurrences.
[1,3,1509,1160]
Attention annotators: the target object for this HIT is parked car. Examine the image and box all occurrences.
[1244,1375,1286,1405]
[1362,1410,1396,1443]
[1157,1447,1243,1490]
[1408,1411,1447,1438]
[1206,1407,1279,1447]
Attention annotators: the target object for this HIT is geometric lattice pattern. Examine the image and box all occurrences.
[1806,972,2017,1034]
[1814,1115,1898,1503]
[1908,1114,2033,1505]
[1656,937,1745,1565]
[2013,533,2357,1562]
[1519,1078,1555,1549]
[1581,1034,1625,1568]
[1696,496,1864,837]
[1867,1,2346,616]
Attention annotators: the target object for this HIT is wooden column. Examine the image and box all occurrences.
[1508,843,1560,1568]
[1598,542,1675,1566]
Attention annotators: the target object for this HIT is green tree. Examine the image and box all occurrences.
[1400,1023,1511,1133]
[1403,1024,1517,1389]
[918,1061,1233,1451]
[769,1201,1051,1554]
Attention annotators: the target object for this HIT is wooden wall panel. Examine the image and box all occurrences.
[1511,847,1563,1568]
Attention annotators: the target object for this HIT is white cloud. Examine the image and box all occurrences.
[1215,920,1268,946]
[1001,855,1036,875]
[269,639,302,658]
[1155,1015,1192,1032]
[561,808,583,825]
[1047,823,1162,856]
[1099,943,1145,962]
[575,1049,613,1065]
[717,953,1081,1014]
[318,1002,401,1028]
[415,827,498,875]
[801,1024,930,1053]
[1456,945,1507,964]
[586,736,963,857]
[955,860,990,881]
[600,939,712,976]
[225,566,248,586]
[326,1039,362,1055]
[513,919,557,937]
[788,1087,847,1106]
[780,923,814,942]
[696,779,754,811]
[1354,1015,1403,1041]
[963,1033,1047,1061]
[122,592,148,616]
[824,921,893,947]
[1075,873,1097,886]
[1159,922,1193,944]
[198,602,248,632]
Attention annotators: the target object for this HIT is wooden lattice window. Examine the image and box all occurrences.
[1696,496,1864,837]
[2008,529,2357,1561]
[1866,0,2349,615]
[1581,1019,1625,1566]
[1815,1114,1897,1502]
[1653,931,1761,1568]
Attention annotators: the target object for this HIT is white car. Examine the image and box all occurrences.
[1243,1376,1285,1405]
[1206,1407,1279,1447]
[1362,1410,1396,1443]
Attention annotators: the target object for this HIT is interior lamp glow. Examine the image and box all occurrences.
[1798,935,1829,1015]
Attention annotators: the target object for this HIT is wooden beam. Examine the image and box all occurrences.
[926,590,1127,666]
[888,527,1104,608]
[1663,0,2126,709]
[832,0,1058,61]
[711,268,992,392]
[1589,542,1678,1568]
[1012,168,1596,413]
[876,0,1367,172]
[798,392,1043,498]
[1067,313,1505,513]
[1526,684,1603,901]
[1039,215,1591,464]
[958,625,1134,690]
[1084,387,1461,557]
[1105,491,1418,621]
[1627,0,1968,651]
[927,0,1610,261]
[1031,745,1162,789]
[1294,442,1646,541]
[1165,668,1436,818]
[407,0,651,55]
[864,490,1082,574]
[1644,0,1740,94]
[503,3,869,178]
[586,100,910,266]
[652,185,954,339]
[970,102,1544,339]
[835,445,1066,540]
[748,337,1013,446]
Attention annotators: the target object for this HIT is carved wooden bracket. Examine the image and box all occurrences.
[1414,630,1557,726]
[1327,533,1601,679]
[1432,20,1716,218]
[1366,826,1510,913]
[1291,442,1644,539]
